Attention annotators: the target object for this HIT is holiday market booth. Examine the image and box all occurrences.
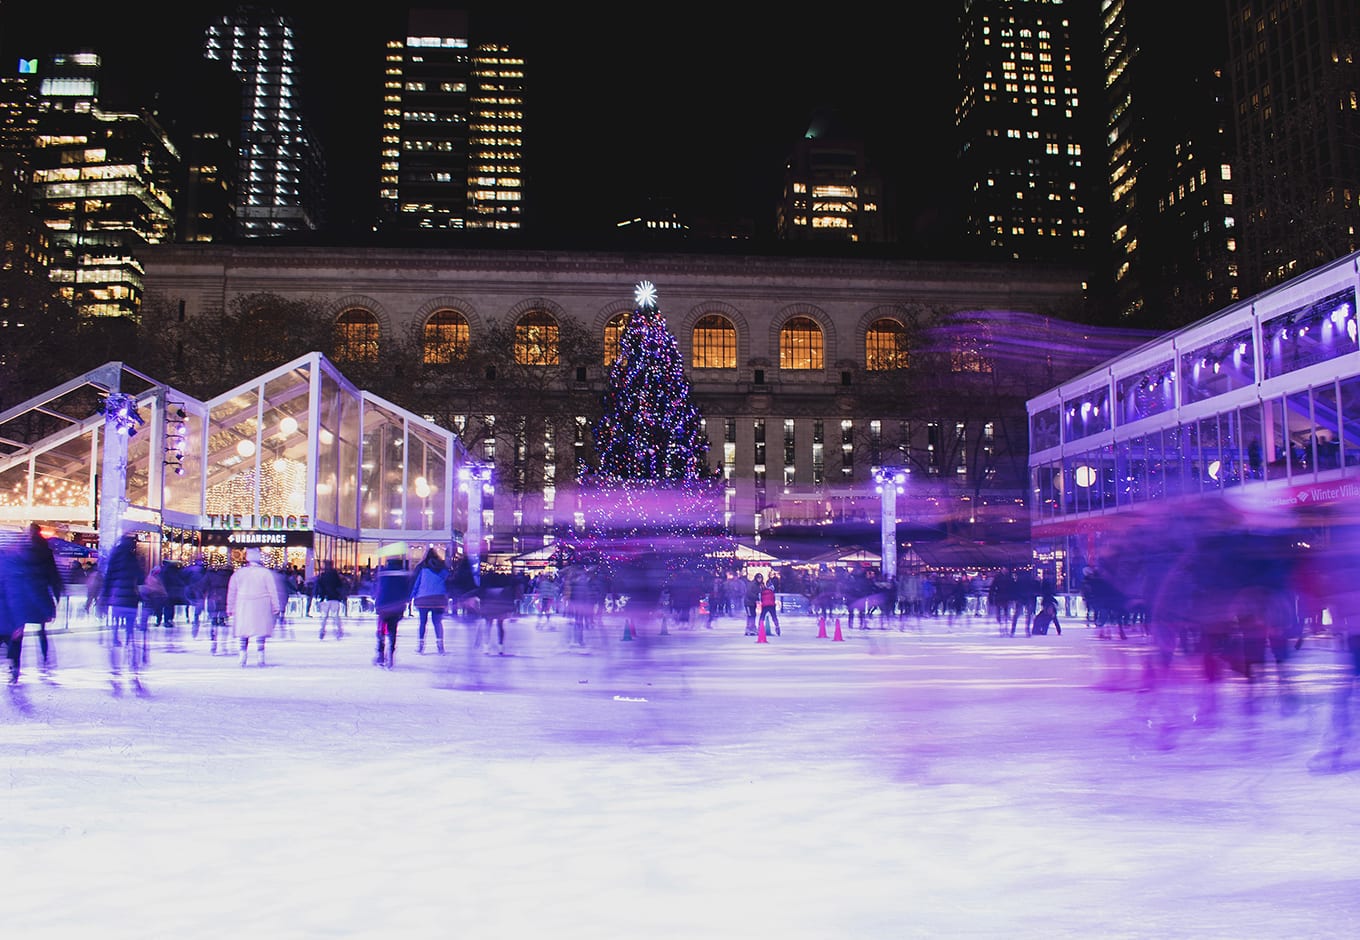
[0,352,481,592]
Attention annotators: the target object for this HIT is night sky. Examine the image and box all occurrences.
[0,2,963,243]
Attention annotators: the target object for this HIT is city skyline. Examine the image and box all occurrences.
[0,1,964,243]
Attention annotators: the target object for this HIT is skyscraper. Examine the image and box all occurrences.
[25,52,177,318]
[467,42,524,231]
[776,110,887,244]
[955,0,1093,264]
[1224,0,1360,293]
[378,9,522,234]
[1101,0,1239,327]
[205,6,325,239]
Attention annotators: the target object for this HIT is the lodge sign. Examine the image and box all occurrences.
[201,513,314,548]
[206,513,310,530]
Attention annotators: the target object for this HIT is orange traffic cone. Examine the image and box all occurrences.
[817,616,828,639]
[832,617,844,642]
[622,620,635,641]
[756,618,768,643]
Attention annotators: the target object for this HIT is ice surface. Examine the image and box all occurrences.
[3,608,1358,939]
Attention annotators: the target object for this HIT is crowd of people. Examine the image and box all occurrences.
[8,519,1360,767]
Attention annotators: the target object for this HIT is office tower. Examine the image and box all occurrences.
[25,52,177,318]
[467,42,524,231]
[1225,0,1360,293]
[0,59,41,157]
[379,10,523,234]
[1101,0,1239,327]
[205,6,325,239]
[956,0,1093,263]
[776,110,887,244]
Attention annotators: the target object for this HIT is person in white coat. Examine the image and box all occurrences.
[227,547,284,667]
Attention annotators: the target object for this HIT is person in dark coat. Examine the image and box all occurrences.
[314,559,347,640]
[0,531,26,685]
[100,533,147,694]
[408,547,450,654]
[372,554,411,668]
[4,524,64,679]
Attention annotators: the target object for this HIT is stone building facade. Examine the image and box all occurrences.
[142,244,1096,558]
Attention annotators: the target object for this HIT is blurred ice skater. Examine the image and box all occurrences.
[227,547,284,667]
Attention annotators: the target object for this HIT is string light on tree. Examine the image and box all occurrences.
[585,280,721,551]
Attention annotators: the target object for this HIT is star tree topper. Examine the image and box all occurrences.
[634,279,658,309]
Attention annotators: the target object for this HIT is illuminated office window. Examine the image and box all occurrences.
[422,309,469,364]
[514,310,559,365]
[779,316,823,370]
[865,318,909,370]
[334,308,380,362]
[692,314,737,369]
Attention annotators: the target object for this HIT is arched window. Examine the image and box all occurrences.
[865,318,909,370]
[692,314,737,369]
[603,312,629,367]
[779,316,824,370]
[514,310,559,365]
[423,309,470,364]
[334,308,380,362]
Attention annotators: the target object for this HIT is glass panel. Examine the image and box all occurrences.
[339,390,359,530]
[124,402,152,510]
[1262,286,1358,380]
[316,370,341,527]
[1181,421,1200,496]
[1064,387,1112,443]
[1287,390,1314,479]
[1036,462,1060,519]
[1146,431,1164,501]
[1240,403,1265,482]
[207,387,261,520]
[1116,362,1175,426]
[1099,442,1117,509]
[1199,416,1221,491]
[1220,408,1241,489]
[162,407,203,515]
[1263,397,1288,481]
[425,439,447,531]
[1179,328,1255,404]
[1162,427,1184,499]
[260,369,310,522]
[1340,376,1360,467]
[406,433,426,530]
[29,431,95,518]
[1031,405,1061,451]
[1314,381,1342,470]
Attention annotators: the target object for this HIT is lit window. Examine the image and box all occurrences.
[865,318,908,371]
[514,310,559,365]
[603,312,628,367]
[692,315,737,369]
[334,308,380,362]
[422,309,469,364]
[779,316,823,371]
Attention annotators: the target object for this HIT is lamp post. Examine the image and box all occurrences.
[459,462,493,576]
[872,466,906,581]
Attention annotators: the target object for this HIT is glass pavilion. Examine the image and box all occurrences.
[0,352,480,578]
[1027,250,1360,591]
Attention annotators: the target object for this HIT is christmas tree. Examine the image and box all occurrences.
[593,280,711,482]
[580,281,720,553]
